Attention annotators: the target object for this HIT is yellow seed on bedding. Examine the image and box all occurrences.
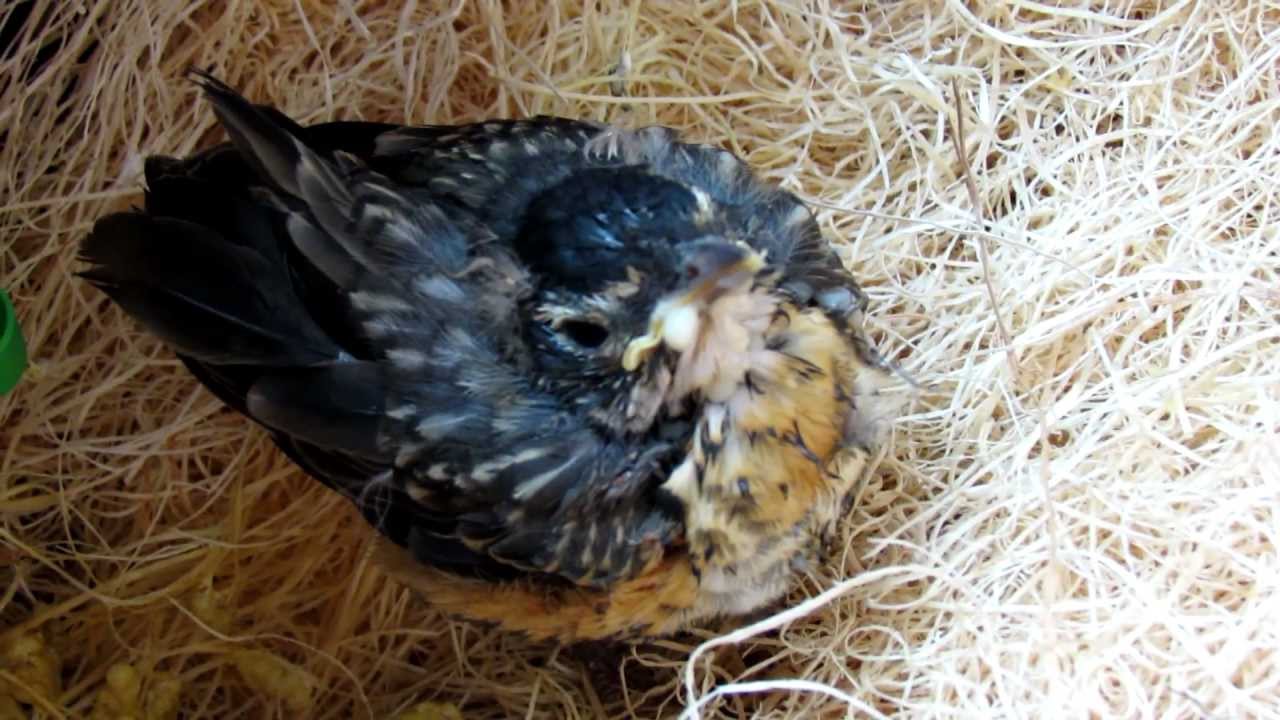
[89,664,181,720]
[0,631,61,706]
[230,650,314,714]
[90,664,143,720]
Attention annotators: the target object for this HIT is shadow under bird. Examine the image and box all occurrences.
[79,70,899,640]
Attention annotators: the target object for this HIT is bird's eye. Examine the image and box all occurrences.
[558,319,610,349]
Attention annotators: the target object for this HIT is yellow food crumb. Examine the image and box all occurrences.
[396,701,464,720]
[91,664,142,719]
[0,631,61,705]
[230,650,313,714]
[90,663,181,720]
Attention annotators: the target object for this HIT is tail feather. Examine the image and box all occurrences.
[188,69,380,284]
[78,73,426,536]
[80,212,342,366]
[141,158,280,257]
[186,70,312,200]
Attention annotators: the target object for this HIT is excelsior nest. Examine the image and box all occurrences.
[3,1,1277,718]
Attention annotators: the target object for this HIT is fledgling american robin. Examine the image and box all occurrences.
[80,71,899,641]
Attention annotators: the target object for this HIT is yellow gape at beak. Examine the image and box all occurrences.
[622,242,766,371]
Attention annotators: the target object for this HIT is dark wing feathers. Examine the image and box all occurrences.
[80,213,343,366]
[83,74,689,588]
[190,71,316,202]
[245,363,387,457]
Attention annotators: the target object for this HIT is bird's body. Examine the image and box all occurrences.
[81,72,897,641]
[386,300,880,639]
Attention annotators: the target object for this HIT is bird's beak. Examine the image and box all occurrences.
[622,241,766,372]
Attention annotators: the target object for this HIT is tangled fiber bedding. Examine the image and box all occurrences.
[2,1,1278,717]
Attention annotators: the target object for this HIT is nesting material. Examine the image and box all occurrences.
[2,1,1278,718]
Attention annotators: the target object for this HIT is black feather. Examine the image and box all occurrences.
[80,213,341,366]
[186,69,311,198]
[517,166,699,293]
[246,362,387,458]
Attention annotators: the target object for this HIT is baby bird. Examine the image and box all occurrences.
[80,71,898,640]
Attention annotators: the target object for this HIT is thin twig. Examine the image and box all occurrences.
[948,79,1020,378]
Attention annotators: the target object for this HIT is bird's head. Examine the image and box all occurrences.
[516,166,777,436]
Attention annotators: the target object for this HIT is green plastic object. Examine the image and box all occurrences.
[0,288,26,394]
